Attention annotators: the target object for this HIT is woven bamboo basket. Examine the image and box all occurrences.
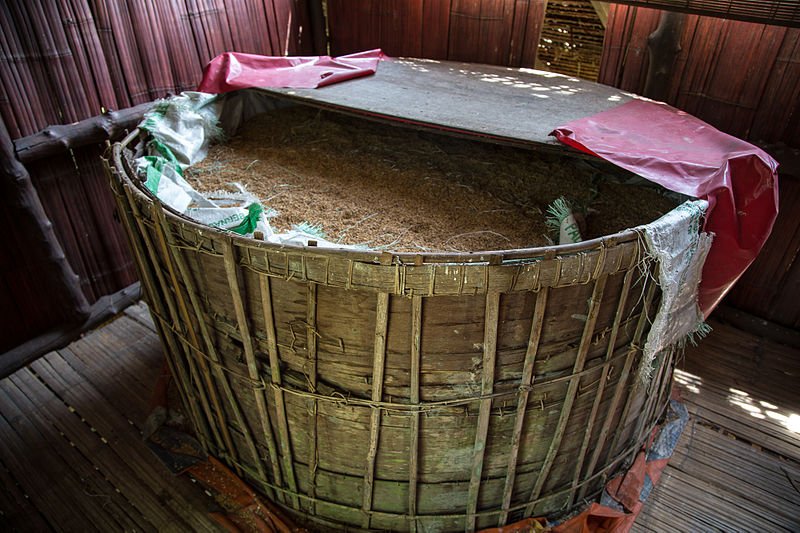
[108,104,675,531]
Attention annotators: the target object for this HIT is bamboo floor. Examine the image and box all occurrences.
[0,302,797,532]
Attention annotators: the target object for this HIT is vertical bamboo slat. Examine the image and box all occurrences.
[149,207,242,468]
[361,291,390,529]
[632,344,675,452]
[222,239,284,503]
[259,273,300,509]
[466,290,501,532]
[498,285,549,526]
[607,281,660,463]
[153,206,292,505]
[123,183,226,455]
[408,294,423,532]
[305,282,319,515]
[106,169,210,450]
[583,280,659,499]
[524,274,608,516]
[568,268,635,506]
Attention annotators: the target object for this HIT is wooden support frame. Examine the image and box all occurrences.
[1,102,152,376]
[0,115,90,349]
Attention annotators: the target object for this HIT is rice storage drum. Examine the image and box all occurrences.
[109,84,684,532]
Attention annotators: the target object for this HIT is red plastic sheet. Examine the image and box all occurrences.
[552,99,779,316]
[197,49,383,93]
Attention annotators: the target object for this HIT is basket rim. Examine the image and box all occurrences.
[113,128,643,265]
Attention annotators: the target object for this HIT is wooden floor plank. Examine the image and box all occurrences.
[639,469,789,532]
[680,389,800,462]
[635,319,800,532]
[0,456,54,531]
[57,343,154,423]
[674,421,800,501]
[0,379,114,532]
[62,314,162,402]
[664,456,798,531]
[27,354,220,532]
[681,320,800,412]
[5,371,149,532]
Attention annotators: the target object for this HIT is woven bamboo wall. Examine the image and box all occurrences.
[326,0,548,68]
[537,0,605,81]
[599,5,800,147]
[0,0,312,138]
[0,0,310,352]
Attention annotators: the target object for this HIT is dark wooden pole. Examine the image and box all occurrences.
[0,282,141,378]
[307,0,328,55]
[1,101,152,375]
[643,10,686,102]
[14,102,152,164]
[0,115,90,323]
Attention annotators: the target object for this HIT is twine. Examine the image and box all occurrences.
[214,417,659,523]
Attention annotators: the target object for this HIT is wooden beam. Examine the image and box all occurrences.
[0,282,140,378]
[13,102,152,164]
[602,1,800,29]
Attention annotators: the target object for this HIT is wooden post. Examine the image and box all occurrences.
[307,0,328,55]
[1,101,152,370]
[0,115,90,325]
[643,11,686,102]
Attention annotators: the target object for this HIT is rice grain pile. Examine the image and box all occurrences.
[186,106,679,252]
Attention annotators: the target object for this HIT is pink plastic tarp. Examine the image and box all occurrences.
[197,49,383,93]
[552,99,779,316]
[195,51,778,316]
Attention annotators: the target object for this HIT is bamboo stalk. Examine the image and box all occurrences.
[23,0,92,123]
[498,286,549,526]
[106,160,208,446]
[90,0,137,106]
[120,176,223,453]
[408,294,423,532]
[0,7,45,135]
[64,0,119,109]
[632,344,675,453]
[126,0,174,101]
[576,278,657,501]
[306,281,319,516]
[568,268,635,506]
[222,238,285,503]
[361,292,390,529]
[607,280,660,462]
[466,290,501,532]
[524,274,608,517]
[152,0,201,93]
[155,218,288,503]
[653,346,677,417]
[259,273,300,509]
[148,205,239,466]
